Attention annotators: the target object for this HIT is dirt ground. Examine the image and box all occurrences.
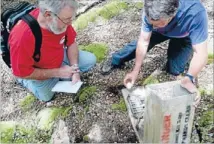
[1,0,213,143]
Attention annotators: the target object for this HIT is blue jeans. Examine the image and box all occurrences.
[17,50,96,102]
[112,32,193,75]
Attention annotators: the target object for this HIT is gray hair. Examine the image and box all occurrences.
[144,0,179,21]
[38,0,78,18]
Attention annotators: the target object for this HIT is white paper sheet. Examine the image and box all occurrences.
[52,81,83,93]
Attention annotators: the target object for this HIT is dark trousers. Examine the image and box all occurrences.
[111,32,193,76]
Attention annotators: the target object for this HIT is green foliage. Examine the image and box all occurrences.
[198,110,213,127]
[111,98,127,112]
[80,43,108,63]
[199,87,214,96]
[199,88,206,96]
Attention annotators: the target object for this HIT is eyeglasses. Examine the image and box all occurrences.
[51,12,73,25]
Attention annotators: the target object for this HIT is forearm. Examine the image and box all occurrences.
[67,42,79,65]
[133,31,151,72]
[22,68,61,80]
[187,41,208,77]
[133,41,148,72]
[187,51,208,77]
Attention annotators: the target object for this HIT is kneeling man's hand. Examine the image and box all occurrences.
[181,77,201,107]
[124,70,139,89]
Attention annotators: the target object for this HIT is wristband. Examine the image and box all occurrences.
[71,64,79,72]
[71,64,78,67]
[184,73,195,84]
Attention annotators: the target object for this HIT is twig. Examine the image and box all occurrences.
[14,87,24,91]
[76,0,107,18]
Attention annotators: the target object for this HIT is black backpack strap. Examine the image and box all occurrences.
[22,14,42,62]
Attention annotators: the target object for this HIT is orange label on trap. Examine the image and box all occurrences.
[161,115,171,144]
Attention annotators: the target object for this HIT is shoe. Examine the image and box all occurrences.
[101,57,114,75]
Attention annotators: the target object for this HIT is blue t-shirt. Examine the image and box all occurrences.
[141,0,208,45]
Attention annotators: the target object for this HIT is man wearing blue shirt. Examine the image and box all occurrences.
[102,0,208,105]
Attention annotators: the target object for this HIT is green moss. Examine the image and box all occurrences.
[1,128,14,143]
[19,94,36,110]
[83,135,89,142]
[142,75,159,85]
[198,110,213,127]
[0,121,15,143]
[78,86,97,103]
[98,1,128,20]
[61,105,73,119]
[80,43,108,63]
[111,98,127,112]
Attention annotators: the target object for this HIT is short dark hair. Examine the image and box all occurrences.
[144,0,179,21]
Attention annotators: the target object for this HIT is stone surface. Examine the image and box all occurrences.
[51,120,70,144]
[87,124,102,142]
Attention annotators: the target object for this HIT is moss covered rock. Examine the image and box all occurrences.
[0,121,34,143]
[111,98,127,112]
[98,1,128,20]
[73,8,99,31]
[142,75,159,85]
[80,43,108,63]
[37,106,72,130]
[73,1,129,31]
[78,86,97,103]
[0,121,16,143]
